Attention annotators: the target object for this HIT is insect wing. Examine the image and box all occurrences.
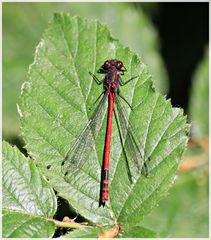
[62,92,108,177]
[114,95,148,181]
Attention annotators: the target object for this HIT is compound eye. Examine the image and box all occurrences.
[103,60,111,69]
[117,61,123,69]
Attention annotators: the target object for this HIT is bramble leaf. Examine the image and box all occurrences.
[64,225,156,238]
[20,13,189,231]
[64,226,112,238]
[2,141,57,238]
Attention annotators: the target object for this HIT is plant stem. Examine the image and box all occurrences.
[49,219,91,229]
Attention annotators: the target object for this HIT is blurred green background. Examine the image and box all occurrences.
[3,2,209,237]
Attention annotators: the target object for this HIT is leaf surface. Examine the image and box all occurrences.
[64,225,156,238]
[64,226,111,238]
[20,13,189,228]
[2,141,57,237]
[2,209,55,238]
[119,225,156,238]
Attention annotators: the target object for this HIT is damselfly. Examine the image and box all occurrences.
[62,59,149,207]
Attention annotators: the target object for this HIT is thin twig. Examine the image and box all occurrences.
[49,218,91,229]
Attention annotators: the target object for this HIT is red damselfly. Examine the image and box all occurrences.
[62,59,149,207]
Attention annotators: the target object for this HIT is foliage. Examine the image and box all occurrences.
[17,13,188,237]
[141,46,209,238]
[3,2,168,138]
[65,225,156,238]
[2,141,57,238]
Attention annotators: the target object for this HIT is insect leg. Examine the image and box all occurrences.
[119,75,139,86]
[89,71,103,85]
[89,91,105,111]
[117,92,133,110]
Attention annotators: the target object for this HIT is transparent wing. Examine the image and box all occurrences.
[62,91,108,176]
[114,94,149,182]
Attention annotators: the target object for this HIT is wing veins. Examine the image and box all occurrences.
[62,91,108,175]
[115,95,148,178]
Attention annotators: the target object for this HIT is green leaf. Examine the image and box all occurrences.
[119,225,156,238]
[2,141,57,237]
[189,47,208,138]
[64,226,112,238]
[64,225,156,238]
[20,13,189,228]
[2,209,55,238]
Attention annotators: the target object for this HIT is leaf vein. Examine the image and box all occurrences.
[58,16,86,105]
[3,158,46,215]
[117,141,182,219]
[122,161,177,221]
[3,184,28,213]
[148,110,181,158]
[34,67,83,115]
[28,94,76,142]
